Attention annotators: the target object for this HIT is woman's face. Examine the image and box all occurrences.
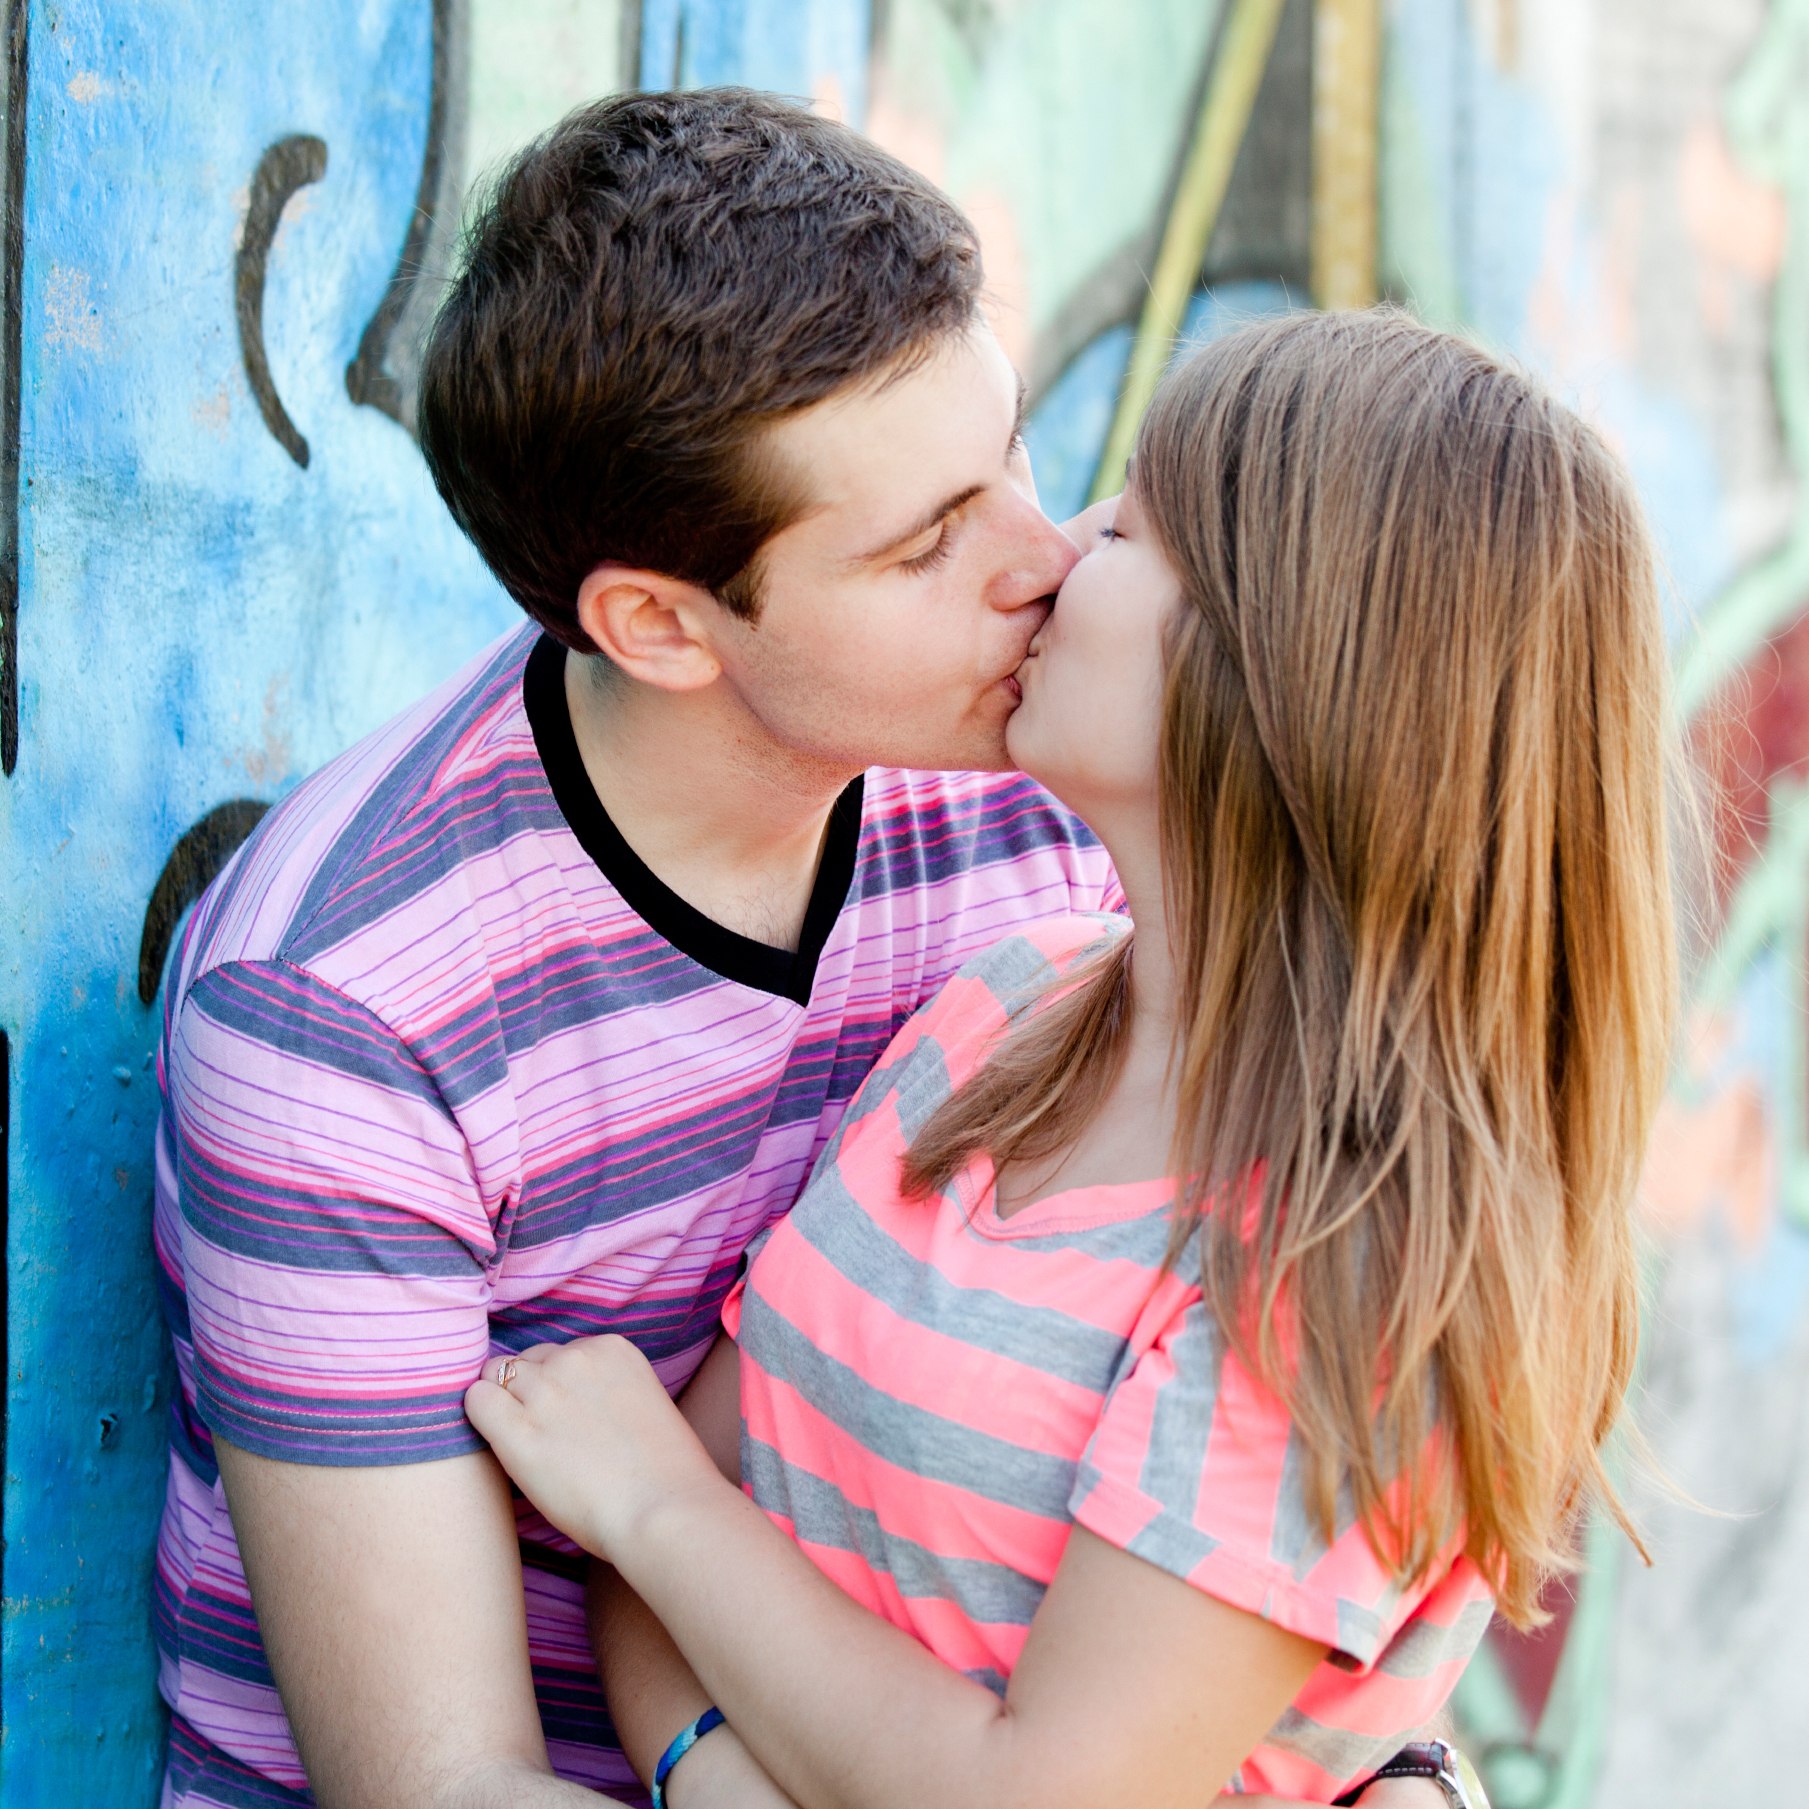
[1006,486,1180,836]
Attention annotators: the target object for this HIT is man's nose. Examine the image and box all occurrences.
[993,490,1080,606]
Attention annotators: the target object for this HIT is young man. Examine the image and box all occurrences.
[152,90,1109,1809]
[152,90,1459,1809]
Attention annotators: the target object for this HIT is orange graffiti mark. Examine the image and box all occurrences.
[1679,118,1787,338]
[1640,1010,1775,1251]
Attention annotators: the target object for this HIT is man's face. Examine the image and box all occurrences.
[706,321,1081,774]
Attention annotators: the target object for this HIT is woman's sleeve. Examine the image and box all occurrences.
[1068,1292,1420,1673]
[720,1222,780,1340]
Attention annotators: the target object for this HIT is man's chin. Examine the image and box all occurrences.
[880,734,1016,777]
[958,689,1028,774]
[868,698,1021,776]
[939,724,1018,775]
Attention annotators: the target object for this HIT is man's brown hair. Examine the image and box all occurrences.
[417,88,984,645]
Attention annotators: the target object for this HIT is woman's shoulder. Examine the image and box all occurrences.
[947,910,1127,1013]
[904,911,1127,1066]
[826,913,1126,1155]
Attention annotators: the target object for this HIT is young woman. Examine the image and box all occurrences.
[466,309,1677,1808]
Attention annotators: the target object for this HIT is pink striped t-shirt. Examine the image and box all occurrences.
[152,625,1119,1808]
[724,915,1494,1801]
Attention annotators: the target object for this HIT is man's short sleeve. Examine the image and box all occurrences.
[169,959,497,1465]
[1068,1292,1418,1672]
[1096,864,1127,918]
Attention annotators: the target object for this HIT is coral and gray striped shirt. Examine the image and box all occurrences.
[151,624,1119,1808]
[724,915,1495,1801]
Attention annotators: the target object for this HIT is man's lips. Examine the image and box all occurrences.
[1002,641,1044,703]
[1000,605,1051,702]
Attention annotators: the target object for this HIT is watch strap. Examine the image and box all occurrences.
[1332,1740,1473,1808]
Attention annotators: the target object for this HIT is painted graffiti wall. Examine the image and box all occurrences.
[2,0,1805,1801]
[1377,2,1809,1802]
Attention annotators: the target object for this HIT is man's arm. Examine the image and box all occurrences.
[218,1437,627,1809]
[167,959,624,1806]
[586,1335,800,1809]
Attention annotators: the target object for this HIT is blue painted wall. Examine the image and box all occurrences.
[0,2,515,1796]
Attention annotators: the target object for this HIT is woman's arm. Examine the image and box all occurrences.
[470,1336,1322,1809]
[585,1335,800,1809]
[591,1529,1450,1809]
[625,1499,1317,1809]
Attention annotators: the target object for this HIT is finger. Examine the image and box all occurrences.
[468,1351,551,1427]
[463,1374,518,1442]
[1212,1796,1345,1809]
[481,1347,554,1392]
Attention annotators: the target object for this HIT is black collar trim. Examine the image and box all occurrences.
[523,633,865,1006]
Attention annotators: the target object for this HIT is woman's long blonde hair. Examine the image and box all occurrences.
[905,309,1677,1627]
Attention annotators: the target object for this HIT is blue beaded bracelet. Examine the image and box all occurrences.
[650,1705,727,1809]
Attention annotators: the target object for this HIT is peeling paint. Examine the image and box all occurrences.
[42,263,101,353]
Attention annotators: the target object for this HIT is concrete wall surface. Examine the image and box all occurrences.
[2,1,1804,1802]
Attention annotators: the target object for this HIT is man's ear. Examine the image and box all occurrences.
[575,564,725,692]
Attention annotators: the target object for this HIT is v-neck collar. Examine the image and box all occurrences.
[953,1150,1175,1240]
[524,633,865,1007]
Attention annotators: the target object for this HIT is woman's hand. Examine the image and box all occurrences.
[465,1336,726,1558]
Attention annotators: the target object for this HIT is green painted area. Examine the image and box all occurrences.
[1698,780,1809,1224]
[1676,0,1809,721]
[874,0,1226,383]
[1451,1515,1625,1809]
[462,0,633,191]
[1377,50,1464,326]
[1092,0,1287,500]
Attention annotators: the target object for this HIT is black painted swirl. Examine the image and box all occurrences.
[2,0,30,775]
[345,0,452,428]
[235,134,329,468]
[137,798,272,1004]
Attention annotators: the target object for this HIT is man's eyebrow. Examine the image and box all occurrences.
[847,376,1031,571]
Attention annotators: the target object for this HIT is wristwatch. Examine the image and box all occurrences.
[1331,1740,1491,1809]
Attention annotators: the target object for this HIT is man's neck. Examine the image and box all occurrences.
[562,651,857,952]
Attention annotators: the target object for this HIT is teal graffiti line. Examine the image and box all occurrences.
[1450,1513,1625,1809]
[1698,781,1809,1012]
[1697,781,1809,1223]
[1675,0,1809,722]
